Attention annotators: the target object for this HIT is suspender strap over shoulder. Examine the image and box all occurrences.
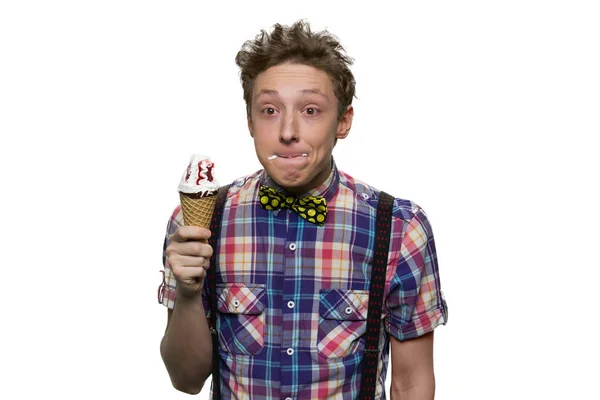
[207,184,231,400]
[358,191,395,400]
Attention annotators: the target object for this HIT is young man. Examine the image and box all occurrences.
[159,21,447,399]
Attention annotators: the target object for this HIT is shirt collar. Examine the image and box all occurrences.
[260,157,340,203]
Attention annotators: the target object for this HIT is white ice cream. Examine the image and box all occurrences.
[178,154,220,196]
[268,153,308,160]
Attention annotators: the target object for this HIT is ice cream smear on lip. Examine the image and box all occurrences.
[178,154,220,196]
[268,153,308,160]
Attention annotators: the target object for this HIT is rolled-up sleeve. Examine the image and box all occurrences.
[385,206,448,341]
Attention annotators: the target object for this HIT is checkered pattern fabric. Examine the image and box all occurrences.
[159,161,448,399]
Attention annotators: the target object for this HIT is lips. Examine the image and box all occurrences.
[268,153,308,160]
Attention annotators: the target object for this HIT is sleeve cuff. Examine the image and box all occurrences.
[385,303,448,341]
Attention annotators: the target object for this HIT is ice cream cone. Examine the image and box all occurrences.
[178,154,220,228]
[179,192,217,228]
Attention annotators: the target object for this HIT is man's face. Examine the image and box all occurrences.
[248,63,353,194]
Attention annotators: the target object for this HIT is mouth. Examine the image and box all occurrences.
[268,153,308,160]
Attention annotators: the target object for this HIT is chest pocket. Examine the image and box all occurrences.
[317,289,369,358]
[216,283,266,356]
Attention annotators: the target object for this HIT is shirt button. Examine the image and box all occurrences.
[287,301,295,309]
[361,193,369,200]
[285,398,292,400]
[286,348,294,356]
[345,306,353,315]
[233,298,240,308]
[288,243,297,251]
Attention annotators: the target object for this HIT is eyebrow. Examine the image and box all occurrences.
[299,89,328,99]
[254,89,330,101]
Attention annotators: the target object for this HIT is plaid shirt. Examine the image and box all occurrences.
[159,161,448,400]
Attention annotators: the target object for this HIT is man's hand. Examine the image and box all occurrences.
[161,226,214,394]
[165,226,213,298]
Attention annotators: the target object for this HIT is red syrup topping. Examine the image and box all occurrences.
[196,162,203,185]
[195,161,215,185]
[207,163,214,182]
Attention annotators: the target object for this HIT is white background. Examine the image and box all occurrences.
[1,1,599,399]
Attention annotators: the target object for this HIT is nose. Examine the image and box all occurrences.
[279,111,299,144]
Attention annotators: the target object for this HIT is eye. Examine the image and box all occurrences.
[262,107,276,115]
[305,107,318,116]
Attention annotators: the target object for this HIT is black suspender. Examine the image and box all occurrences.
[359,191,395,400]
[206,188,394,400]
[207,184,231,400]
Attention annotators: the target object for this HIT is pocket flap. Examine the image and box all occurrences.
[319,289,369,321]
[217,283,265,315]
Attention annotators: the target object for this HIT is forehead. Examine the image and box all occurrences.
[253,63,334,98]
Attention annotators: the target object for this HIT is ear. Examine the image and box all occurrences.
[247,115,254,138]
[336,105,354,140]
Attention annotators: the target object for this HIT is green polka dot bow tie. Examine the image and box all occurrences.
[259,185,328,225]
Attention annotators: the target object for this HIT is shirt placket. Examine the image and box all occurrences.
[281,204,300,400]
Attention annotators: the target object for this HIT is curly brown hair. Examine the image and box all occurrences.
[235,20,356,121]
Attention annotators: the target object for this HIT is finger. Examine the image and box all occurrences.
[172,226,211,242]
[168,240,213,258]
[168,254,211,270]
[173,265,208,281]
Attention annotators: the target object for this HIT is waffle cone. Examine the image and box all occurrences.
[179,192,217,228]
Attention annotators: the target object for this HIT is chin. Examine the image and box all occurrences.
[270,170,308,190]
[273,172,304,186]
